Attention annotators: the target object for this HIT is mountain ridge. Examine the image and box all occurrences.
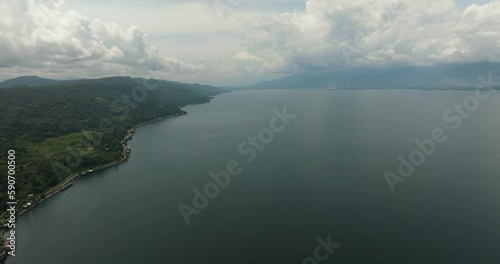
[242,62,500,90]
[0,75,227,96]
[0,76,59,88]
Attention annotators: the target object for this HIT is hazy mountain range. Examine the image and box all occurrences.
[2,62,500,91]
[243,62,500,90]
[0,76,60,88]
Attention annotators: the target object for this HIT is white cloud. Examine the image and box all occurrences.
[237,0,500,73]
[0,0,204,79]
[233,52,263,62]
[0,0,498,86]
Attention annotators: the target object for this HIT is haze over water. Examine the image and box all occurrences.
[9,90,500,264]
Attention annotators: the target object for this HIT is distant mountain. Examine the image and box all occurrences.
[244,62,500,90]
[0,75,59,88]
[0,75,227,97]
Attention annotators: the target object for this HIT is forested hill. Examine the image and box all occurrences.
[0,76,59,88]
[0,76,227,212]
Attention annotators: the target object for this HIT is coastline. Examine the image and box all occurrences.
[17,111,187,218]
[0,111,188,260]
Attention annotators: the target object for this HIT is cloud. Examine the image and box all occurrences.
[237,0,500,73]
[233,52,263,62]
[1,0,498,86]
[0,0,204,79]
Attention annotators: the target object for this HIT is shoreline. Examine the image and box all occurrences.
[17,111,187,218]
[1,111,188,259]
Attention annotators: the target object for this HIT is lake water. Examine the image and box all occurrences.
[8,90,500,264]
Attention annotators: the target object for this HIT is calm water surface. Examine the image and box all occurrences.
[9,90,500,264]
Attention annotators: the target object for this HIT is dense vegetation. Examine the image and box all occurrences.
[0,76,226,213]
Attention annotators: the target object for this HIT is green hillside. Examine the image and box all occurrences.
[0,76,227,213]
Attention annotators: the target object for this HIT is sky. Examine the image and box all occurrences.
[0,0,499,86]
